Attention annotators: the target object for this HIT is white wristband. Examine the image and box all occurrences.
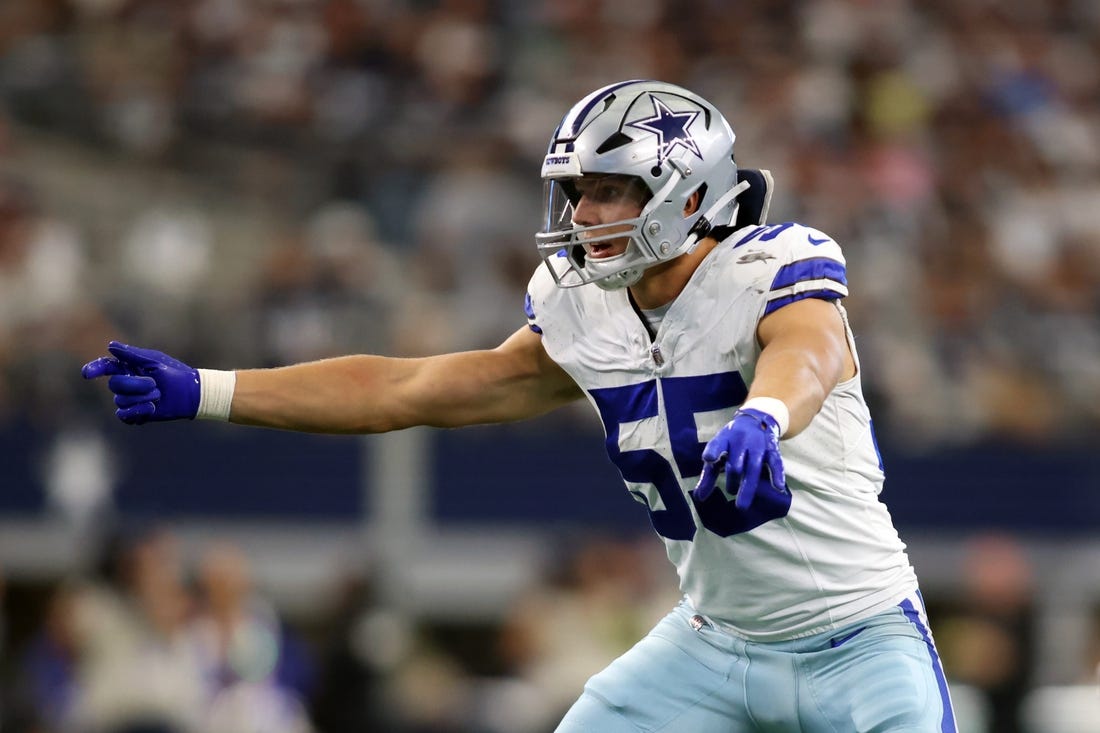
[740,396,790,438]
[196,369,236,421]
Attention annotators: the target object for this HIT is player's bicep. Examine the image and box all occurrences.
[420,326,582,427]
[750,224,854,382]
[493,325,584,412]
[747,298,856,437]
[756,298,855,386]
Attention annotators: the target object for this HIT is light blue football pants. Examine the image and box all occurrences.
[555,592,956,732]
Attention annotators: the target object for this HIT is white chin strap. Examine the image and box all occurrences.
[584,248,644,290]
[592,264,643,291]
[685,179,749,254]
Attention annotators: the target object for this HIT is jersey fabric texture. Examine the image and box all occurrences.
[525,221,920,642]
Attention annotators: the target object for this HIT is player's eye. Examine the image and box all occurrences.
[575,176,649,207]
[593,182,623,202]
[584,180,626,203]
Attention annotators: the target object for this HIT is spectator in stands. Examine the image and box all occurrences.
[68,526,205,733]
[189,541,315,733]
[936,533,1037,733]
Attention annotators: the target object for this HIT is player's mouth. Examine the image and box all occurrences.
[586,242,619,259]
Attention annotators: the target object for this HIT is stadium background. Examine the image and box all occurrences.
[0,0,1098,731]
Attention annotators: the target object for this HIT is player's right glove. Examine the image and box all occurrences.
[81,341,201,425]
[692,408,787,508]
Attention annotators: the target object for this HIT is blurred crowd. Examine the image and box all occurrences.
[0,525,685,733]
[1,1,1100,731]
[0,526,1095,733]
[0,0,1096,448]
[7,529,319,733]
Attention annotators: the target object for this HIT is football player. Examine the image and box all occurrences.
[84,80,956,731]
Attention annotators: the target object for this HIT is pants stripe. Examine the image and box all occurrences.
[899,594,957,733]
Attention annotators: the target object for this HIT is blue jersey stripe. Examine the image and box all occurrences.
[731,225,766,248]
[899,595,958,733]
[763,288,844,316]
[524,292,542,334]
[556,79,647,140]
[731,222,796,249]
[771,257,847,291]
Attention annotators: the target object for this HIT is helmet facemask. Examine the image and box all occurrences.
[537,173,669,290]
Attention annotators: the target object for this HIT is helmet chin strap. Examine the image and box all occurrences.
[593,265,643,291]
[586,247,643,290]
[684,178,749,255]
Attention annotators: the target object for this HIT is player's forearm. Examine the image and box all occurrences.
[227,346,579,433]
[228,355,425,434]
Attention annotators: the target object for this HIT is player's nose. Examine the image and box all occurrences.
[572,194,600,227]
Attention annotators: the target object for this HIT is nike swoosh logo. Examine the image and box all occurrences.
[807,234,830,246]
[829,626,867,648]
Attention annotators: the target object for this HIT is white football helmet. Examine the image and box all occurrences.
[536,80,745,290]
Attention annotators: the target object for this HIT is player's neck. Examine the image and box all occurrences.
[629,237,719,310]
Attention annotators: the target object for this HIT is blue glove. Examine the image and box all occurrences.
[81,341,200,425]
[693,408,787,508]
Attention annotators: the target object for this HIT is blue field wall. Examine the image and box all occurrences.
[1,417,1097,533]
[0,420,364,520]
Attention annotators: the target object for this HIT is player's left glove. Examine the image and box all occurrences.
[81,341,201,425]
[693,408,787,508]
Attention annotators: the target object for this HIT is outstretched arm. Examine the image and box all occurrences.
[231,326,583,433]
[83,326,584,434]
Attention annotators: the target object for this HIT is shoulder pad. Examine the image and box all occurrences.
[729,221,842,258]
[721,222,849,317]
[525,262,566,334]
[732,168,774,228]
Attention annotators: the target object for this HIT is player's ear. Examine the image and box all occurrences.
[684,189,702,216]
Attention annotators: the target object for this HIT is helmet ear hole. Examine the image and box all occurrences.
[685,184,707,216]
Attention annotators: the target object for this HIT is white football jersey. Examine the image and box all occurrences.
[525,221,919,641]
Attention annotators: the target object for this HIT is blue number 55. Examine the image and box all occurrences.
[590,373,792,541]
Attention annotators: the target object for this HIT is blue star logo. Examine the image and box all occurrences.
[628,95,703,166]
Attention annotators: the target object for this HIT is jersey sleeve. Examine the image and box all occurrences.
[756,223,848,318]
[524,290,542,334]
[524,263,560,335]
